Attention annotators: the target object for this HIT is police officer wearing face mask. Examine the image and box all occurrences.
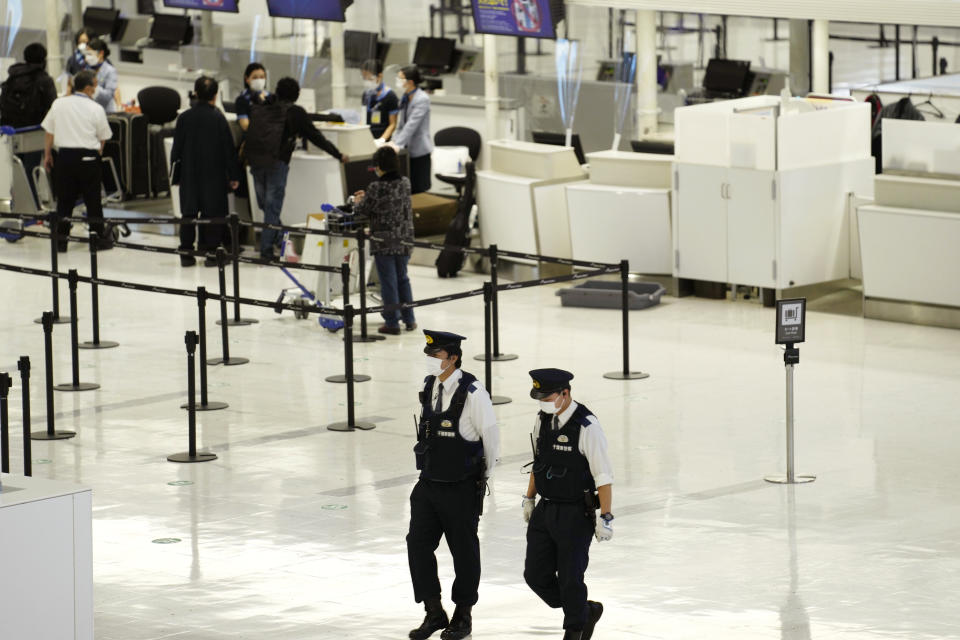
[523,369,614,640]
[407,330,500,640]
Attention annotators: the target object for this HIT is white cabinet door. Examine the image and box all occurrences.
[676,164,728,282]
[726,168,777,289]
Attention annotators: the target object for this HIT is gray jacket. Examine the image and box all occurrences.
[393,88,433,159]
[92,61,119,114]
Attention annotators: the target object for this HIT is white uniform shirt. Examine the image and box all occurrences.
[532,400,614,488]
[41,93,112,151]
[419,368,500,478]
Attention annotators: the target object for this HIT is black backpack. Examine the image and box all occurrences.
[436,162,477,278]
[0,66,50,128]
[243,99,294,168]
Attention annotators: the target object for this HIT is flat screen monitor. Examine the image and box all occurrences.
[413,37,456,75]
[531,130,586,165]
[471,0,563,40]
[162,0,239,13]
[137,0,156,15]
[266,0,351,21]
[344,30,378,68]
[83,7,121,40]
[150,14,192,45]
[702,58,751,96]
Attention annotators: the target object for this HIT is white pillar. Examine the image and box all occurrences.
[483,34,499,170]
[45,0,62,74]
[330,22,347,109]
[635,9,658,139]
[201,13,215,46]
[812,19,830,94]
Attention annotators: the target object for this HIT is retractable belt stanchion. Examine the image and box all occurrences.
[182,287,228,411]
[219,213,257,327]
[327,305,375,432]
[34,312,76,440]
[475,244,517,362]
[604,259,650,381]
[18,357,32,475]
[0,372,10,473]
[208,248,249,366]
[79,232,118,350]
[325,264,371,383]
[53,270,100,392]
[482,282,512,405]
[35,213,70,325]
[169,331,217,463]
[766,349,816,484]
[353,228,384,343]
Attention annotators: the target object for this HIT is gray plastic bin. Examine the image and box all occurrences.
[556,280,665,310]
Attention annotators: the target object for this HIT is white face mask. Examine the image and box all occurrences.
[249,78,266,92]
[84,53,100,67]
[539,399,560,414]
[363,79,378,91]
[396,78,407,90]
[77,43,88,52]
[425,355,447,377]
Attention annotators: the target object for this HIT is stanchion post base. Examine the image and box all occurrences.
[603,371,650,380]
[491,395,512,405]
[764,474,816,485]
[473,353,519,362]
[53,382,100,392]
[34,316,72,325]
[31,430,76,440]
[167,452,218,463]
[79,340,119,350]
[217,319,259,326]
[207,357,249,366]
[327,421,376,432]
[325,374,371,383]
[180,401,229,411]
[354,334,386,343]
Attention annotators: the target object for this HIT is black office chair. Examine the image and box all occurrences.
[137,86,181,126]
[434,126,481,196]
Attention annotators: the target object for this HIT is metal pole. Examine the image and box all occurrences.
[80,232,118,349]
[604,260,649,380]
[36,312,76,439]
[223,213,257,326]
[354,229,384,343]
[183,287,228,411]
[54,271,99,391]
[324,264,371,383]
[208,248,249,366]
[0,372,10,474]
[327,305,375,431]
[474,244,516,362]
[483,282,511,405]
[35,214,69,324]
[766,346,815,484]
[516,36,526,74]
[18,357,32,476]
[168,331,217,463]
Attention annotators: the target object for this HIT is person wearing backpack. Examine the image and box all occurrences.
[1,43,58,128]
[245,77,348,261]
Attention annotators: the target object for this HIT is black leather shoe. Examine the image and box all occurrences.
[204,255,218,267]
[581,601,603,640]
[409,599,448,640]
[440,605,471,640]
[379,324,401,335]
[180,255,196,267]
[562,630,582,640]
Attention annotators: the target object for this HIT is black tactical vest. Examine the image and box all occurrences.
[533,403,597,502]
[415,371,484,482]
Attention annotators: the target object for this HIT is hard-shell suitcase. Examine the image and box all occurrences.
[107,112,151,199]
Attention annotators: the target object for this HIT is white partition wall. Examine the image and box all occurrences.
[882,119,960,176]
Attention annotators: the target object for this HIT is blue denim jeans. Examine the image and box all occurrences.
[374,254,415,327]
[250,161,290,258]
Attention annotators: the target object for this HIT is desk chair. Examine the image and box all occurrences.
[137,86,181,197]
[433,126,481,196]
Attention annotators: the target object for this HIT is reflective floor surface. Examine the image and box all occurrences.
[1,231,959,639]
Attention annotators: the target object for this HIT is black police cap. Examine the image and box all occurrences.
[423,329,466,355]
[529,368,574,399]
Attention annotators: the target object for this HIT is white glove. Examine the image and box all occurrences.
[595,516,613,542]
[374,137,386,148]
[522,495,536,523]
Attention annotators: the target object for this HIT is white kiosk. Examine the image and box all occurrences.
[477,140,587,266]
[857,119,960,328]
[0,474,93,640]
[565,150,673,274]
[672,95,874,292]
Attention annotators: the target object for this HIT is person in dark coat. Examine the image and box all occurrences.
[170,76,241,267]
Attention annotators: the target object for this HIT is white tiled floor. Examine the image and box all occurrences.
[1,230,960,639]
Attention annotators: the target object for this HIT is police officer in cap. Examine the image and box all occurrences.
[407,330,500,640]
[523,369,614,640]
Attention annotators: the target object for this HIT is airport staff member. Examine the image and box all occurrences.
[235,62,269,132]
[523,369,614,640]
[360,58,398,142]
[407,330,499,640]
[391,65,433,194]
[83,38,120,113]
[42,70,113,252]
[65,28,95,76]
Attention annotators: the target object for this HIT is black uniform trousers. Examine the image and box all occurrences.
[408,154,432,194]
[54,148,104,237]
[406,478,481,606]
[524,500,594,630]
[179,192,228,253]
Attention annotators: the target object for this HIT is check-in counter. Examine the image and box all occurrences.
[566,150,673,274]
[0,474,92,640]
[430,94,523,147]
[477,140,587,266]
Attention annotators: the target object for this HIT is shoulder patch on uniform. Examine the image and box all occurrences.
[468,382,478,393]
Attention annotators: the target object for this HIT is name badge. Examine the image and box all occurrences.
[371,110,382,125]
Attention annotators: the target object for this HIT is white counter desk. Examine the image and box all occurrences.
[565,150,673,274]
[0,474,92,640]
